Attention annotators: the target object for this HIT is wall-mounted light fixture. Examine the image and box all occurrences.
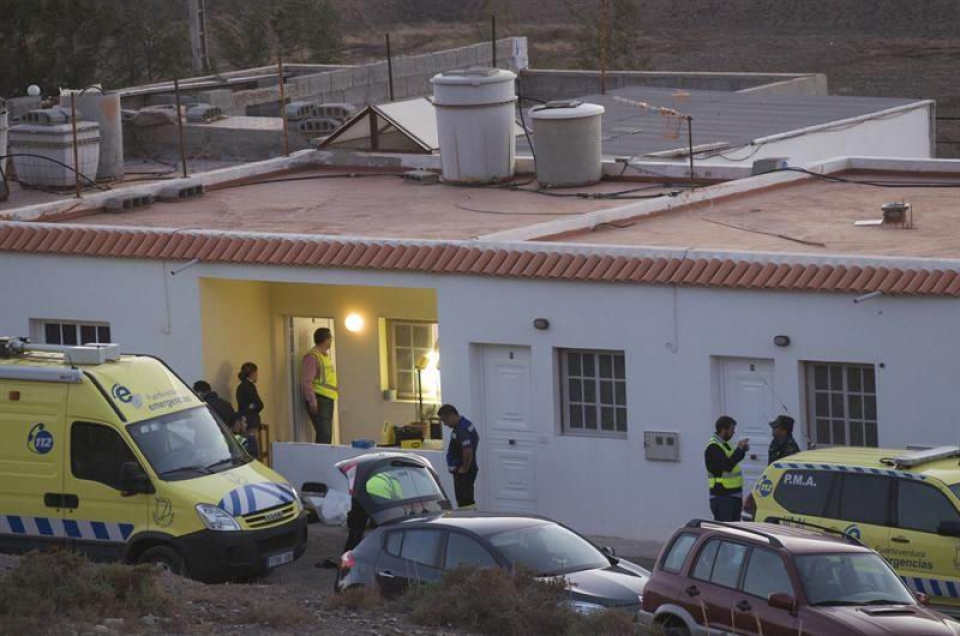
[773,335,791,348]
[344,313,365,332]
[533,318,550,330]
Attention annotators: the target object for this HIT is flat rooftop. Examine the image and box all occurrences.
[550,171,960,259]
[519,86,923,159]
[66,168,667,240]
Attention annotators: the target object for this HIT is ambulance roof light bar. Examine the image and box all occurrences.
[0,337,120,365]
[893,446,960,468]
[0,365,84,384]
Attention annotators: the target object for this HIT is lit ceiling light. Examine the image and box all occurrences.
[344,313,365,332]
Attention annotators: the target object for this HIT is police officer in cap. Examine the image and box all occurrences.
[768,414,801,465]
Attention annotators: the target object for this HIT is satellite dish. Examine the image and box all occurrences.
[27,85,41,97]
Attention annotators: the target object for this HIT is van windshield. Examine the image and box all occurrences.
[127,406,248,480]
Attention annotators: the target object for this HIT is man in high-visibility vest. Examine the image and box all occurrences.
[301,327,337,444]
[704,415,749,522]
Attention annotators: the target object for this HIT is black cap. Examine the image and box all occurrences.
[769,415,795,433]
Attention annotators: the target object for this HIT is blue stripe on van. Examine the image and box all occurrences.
[91,522,109,541]
[119,524,134,541]
[63,519,81,539]
[8,516,25,534]
[35,518,53,536]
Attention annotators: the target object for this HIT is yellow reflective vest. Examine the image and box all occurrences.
[706,434,744,492]
[309,350,338,401]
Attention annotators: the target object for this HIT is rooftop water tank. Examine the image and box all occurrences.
[431,67,516,184]
[67,92,124,181]
[9,111,100,188]
[530,101,605,187]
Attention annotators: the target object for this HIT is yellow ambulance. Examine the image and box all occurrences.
[750,446,960,608]
[0,337,307,582]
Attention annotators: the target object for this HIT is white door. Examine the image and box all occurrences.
[288,317,339,444]
[718,358,779,491]
[479,345,538,513]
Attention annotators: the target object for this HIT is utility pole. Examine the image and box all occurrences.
[187,0,211,74]
[599,0,610,94]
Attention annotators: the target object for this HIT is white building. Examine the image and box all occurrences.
[2,150,959,542]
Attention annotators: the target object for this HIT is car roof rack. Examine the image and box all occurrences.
[763,516,863,546]
[684,518,783,548]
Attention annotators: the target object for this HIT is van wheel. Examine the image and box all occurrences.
[138,545,187,576]
[659,617,690,636]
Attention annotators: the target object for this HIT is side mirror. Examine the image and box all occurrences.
[937,521,960,537]
[301,482,329,497]
[915,592,930,606]
[601,546,617,557]
[120,462,154,496]
[768,592,796,613]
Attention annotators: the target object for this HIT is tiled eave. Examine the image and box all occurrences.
[2,223,960,297]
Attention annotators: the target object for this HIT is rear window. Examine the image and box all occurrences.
[772,470,834,517]
[838,474,891,526]
[661,533,697,574]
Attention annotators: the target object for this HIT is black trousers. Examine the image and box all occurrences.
[344,499,371,553]
[309,395,334,444]
[710,495,743,522]
[453,467,478,508]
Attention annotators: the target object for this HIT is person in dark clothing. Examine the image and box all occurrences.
[439,404,479,509]
[704,415,749,522]
[193,380,235,424]
[236,362,264,430]
[768,414,801,465]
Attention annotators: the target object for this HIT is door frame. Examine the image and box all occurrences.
[286,316,339,444]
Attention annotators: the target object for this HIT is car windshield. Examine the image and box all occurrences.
[126,406,248,480]
[488,523,610,576]
[796,552,917,606]
[950,483,960,501]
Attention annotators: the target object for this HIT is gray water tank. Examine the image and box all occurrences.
[530,101,605,187]
[67,92,124,181]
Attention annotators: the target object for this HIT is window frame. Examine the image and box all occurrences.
[772,469,837,518]
[558,348,628,438]
[70,421,140,491]
[895,479,960,534]
[740,546,796,601]
[441,530,500,570]
[836,473,894,527]
[660,532,699,574]
[396,528,444,568]
[805,362,878,448]
[36,320,112,347]
[386,319,439,402]
[691,538,751,589]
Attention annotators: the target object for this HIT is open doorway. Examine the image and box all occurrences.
[288,317,339,444]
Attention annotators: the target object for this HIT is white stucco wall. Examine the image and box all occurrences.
[3,252,959,542]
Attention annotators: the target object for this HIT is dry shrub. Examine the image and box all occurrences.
[233,598,312,627]
[326,585,385,612]
[0,551,169,635]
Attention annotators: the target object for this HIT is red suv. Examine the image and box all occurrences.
[639,519,960,636]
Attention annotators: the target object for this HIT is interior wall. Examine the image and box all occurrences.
[267,282,438,443]
[199,278,276,428]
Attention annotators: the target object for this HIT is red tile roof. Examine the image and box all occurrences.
[1,223,959,296]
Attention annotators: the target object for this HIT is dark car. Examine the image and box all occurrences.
[640,519,960,636]
[332,452,648,612]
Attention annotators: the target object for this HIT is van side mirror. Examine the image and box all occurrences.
[601,546,617,557]
[120,462,154,496]
[915,592,930,606]
[768,592,796,613]
[938,521,960,537]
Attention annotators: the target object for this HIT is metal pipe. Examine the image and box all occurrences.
[278,55,290,156]
[687,116,695,185]
[599,0,610,94]
[173,78,188,178]
[69,95,82,198]
[492,15,497,68]
[386,34,394,102]
[853,290,884,304]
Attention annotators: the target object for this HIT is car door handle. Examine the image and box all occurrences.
[44,493,79,509]
[684,585,699,597]
[377,570,395,579]
[736,600,752,612]
[892,535,910,544]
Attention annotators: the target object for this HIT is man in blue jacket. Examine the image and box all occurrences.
[439,404,479,510]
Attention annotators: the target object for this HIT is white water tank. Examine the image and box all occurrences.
[530,101,605,187]
[67,92,124,181]
[10,114,100,188]
[431,67,516,184]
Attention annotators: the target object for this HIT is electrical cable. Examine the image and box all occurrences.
[513,79,539,187]
[0,153,109,192]
[213,172,406,190]
[767,166,960,188]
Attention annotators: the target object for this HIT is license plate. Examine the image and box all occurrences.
[267,551,294,569]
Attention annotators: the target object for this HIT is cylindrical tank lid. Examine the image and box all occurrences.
[531,100,605,120]
[431,67,517,86]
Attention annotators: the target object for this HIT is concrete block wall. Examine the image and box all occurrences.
[520,70,828,103]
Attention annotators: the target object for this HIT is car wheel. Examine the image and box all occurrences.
[138,545,187,576]
[659,616,690,636]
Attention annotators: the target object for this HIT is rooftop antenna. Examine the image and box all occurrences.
[599,0,610,94]
[613,95,697,184]
[491,15,497,68]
